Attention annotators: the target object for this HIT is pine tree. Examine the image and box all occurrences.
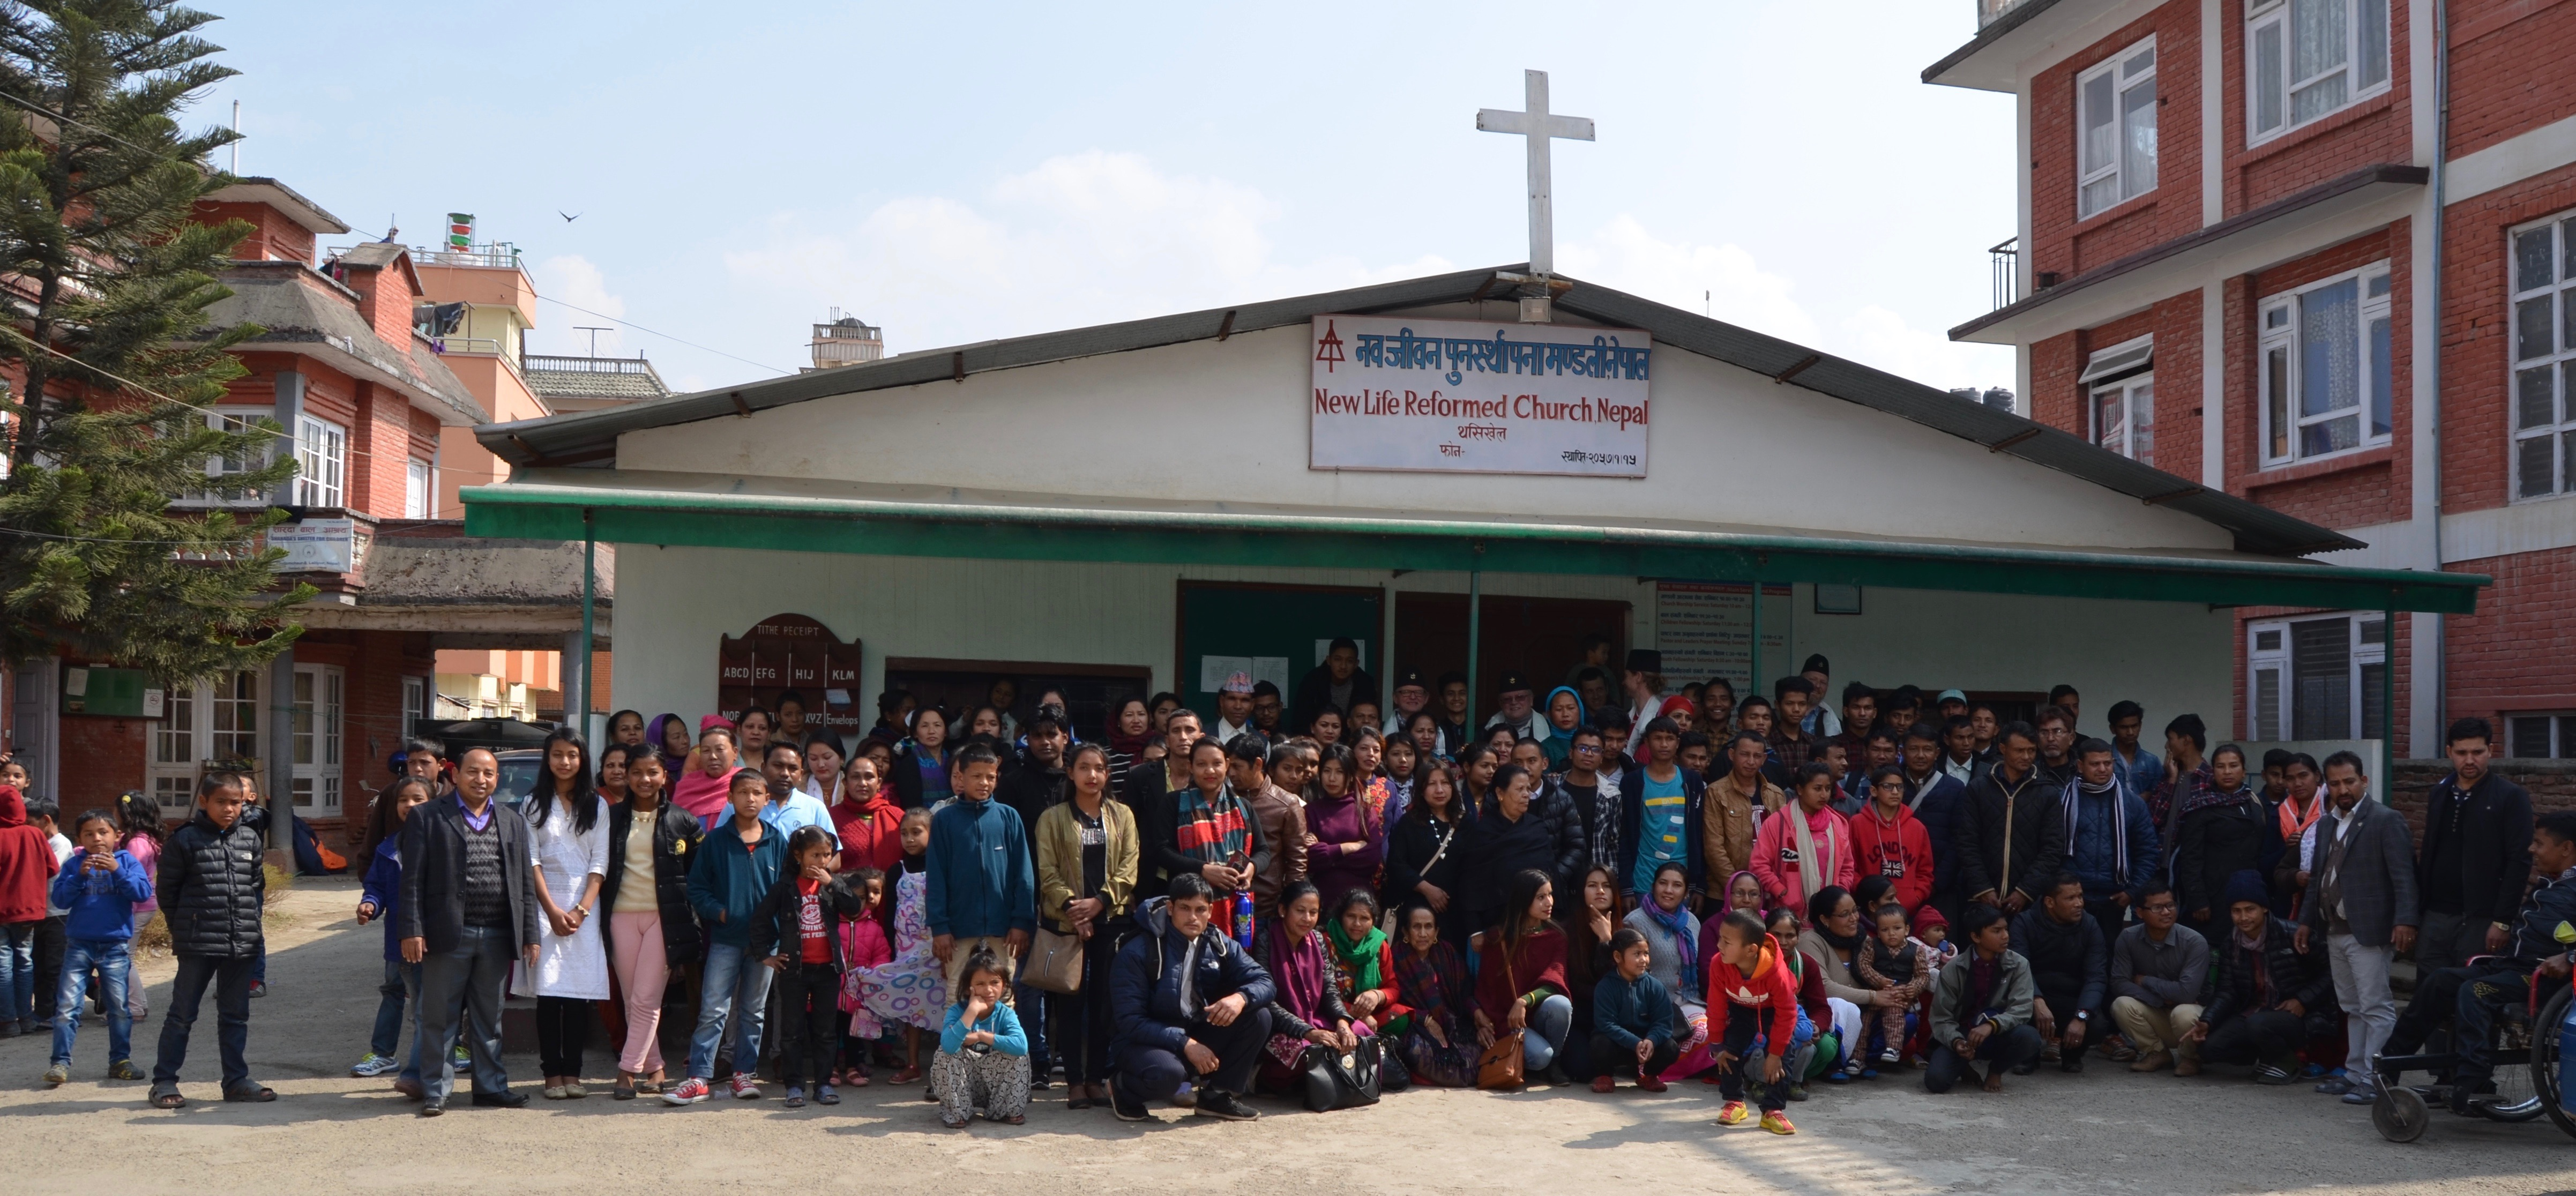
[0,1,311,683]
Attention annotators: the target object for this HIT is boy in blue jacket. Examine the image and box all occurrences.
[44,810,151,1085]
[667,772,789,1105]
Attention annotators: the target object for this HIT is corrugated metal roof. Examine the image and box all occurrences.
[473,265,2360,556]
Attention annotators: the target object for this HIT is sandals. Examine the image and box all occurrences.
[612,1081,638,1101]
[941,1114,971,1129]
[152,1090,186,1110]
[1002,1113,1026,1125]
[221,1085,277,1103]
[892,1065,923,1085]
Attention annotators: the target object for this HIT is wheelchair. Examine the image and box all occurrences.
[2370,978,2576,1142]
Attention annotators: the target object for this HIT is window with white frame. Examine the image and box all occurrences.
[2246,613,2387,741]
[2078,39,2158,219]
[2247,0,2391,145]
[2259,262,2393,466]
[2079,335,2156,464]
[2507,713,2576,759]
[2510,211,2576,499]
[290,663,344,816]
[147,670,264,808]
[402,675,428,738]
[404,457,432,518]
[183,408,274,504]
[292,414,346,508]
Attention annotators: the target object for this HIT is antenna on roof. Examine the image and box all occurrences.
[229,100,239,174]
[382,215,398,243]
[576,326,612,358]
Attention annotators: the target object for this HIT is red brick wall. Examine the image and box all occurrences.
[191,200,315,265]
[2028,5,2204,282]
[2437,160,2576,514]
[56,715,147,810]
[2215,0,2414,216]
[2443,544,2576,718]
[2030,292,2207,478]
[342,261,421,353]
[2447,0,2576,158]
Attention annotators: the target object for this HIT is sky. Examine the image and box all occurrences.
[198,1,2017,397]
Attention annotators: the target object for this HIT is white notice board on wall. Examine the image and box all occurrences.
[1654,582,1790,697]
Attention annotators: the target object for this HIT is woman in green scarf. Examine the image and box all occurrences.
[1325,888,1408,1036]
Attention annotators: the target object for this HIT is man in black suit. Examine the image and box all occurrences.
[2414,718,2534,975]
[399,746,541,1116]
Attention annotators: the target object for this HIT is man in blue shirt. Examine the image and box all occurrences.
[2105,701,2164,805]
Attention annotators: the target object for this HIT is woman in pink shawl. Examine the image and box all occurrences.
[1251,881,1365,1097]
[669,715,743,821]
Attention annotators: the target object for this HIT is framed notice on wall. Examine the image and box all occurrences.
[718,614,862,742]
[1309,313,1652,476]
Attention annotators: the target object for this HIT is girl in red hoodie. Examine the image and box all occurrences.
[1849,767,1936,916]
[1705,909,1801,1134]
[0,784,59,1036]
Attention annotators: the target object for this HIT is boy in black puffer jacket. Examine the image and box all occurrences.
[149,771,273,1109]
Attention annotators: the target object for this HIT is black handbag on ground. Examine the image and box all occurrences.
[1296,1036,1384,1111]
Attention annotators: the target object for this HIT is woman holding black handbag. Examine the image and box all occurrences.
[1253,881,1372,1107]
[1033,743,1137,1110]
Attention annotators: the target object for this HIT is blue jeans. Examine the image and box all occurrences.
[0,921,34,1022]
[396,959,427,1087]
[152,953,255,1093]
[1520,993,1576,1070]
[52,938,131,1064]
[416,925,513,1105]
[369,958,414,1059]
[686,940,774,1080]
[1014,982,1051,1078]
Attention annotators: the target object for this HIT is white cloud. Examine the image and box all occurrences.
[1558,215,2010,392]
[530,255,625,356]
[723,151,1450,353]
[720,153,2008,393]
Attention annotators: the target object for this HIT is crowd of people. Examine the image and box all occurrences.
[2,644,2568,1135]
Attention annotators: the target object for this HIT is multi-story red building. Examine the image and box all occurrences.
[2,180,617,848]
[1928,0,2576,759]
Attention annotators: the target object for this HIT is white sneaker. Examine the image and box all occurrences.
[350,1052,400,1078]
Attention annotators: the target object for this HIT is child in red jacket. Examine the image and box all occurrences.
[1849,768,1936,915]
[0,784,61,1037]
[1705,909,1800,1135]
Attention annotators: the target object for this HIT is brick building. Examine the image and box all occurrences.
[3,179,613,850]
[1927,0,2576,759]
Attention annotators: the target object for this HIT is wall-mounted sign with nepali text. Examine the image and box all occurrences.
[1310,313,1651,477]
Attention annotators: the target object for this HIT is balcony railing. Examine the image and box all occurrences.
[412,242,522,270]
[524,354,659,376]
[428,335,505,356]
[1990,237,2020,310]
[1978,0,2041,27]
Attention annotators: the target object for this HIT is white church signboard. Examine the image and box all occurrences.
[1309,313,1652,477]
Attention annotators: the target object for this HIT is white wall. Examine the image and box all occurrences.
[614,547,2232,742]
[1782,582,2235,739]
[613,305,2234,555]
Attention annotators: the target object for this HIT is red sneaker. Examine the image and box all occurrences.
[1637,1073,1668,1093]
[1591,1075,1616,1093]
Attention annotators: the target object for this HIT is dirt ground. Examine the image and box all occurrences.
[6,876,2576,1195]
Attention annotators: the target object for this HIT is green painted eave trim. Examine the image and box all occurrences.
[462,482,2484,614]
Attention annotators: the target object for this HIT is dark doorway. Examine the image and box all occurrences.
[1394,593,1629,721]
[880,658,1153,744]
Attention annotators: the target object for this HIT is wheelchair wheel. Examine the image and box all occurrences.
[2373,1086,2431,1142]
[2484,1001,2547,1123]
[2534,986,2576,1140]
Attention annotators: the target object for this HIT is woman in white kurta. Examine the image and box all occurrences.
[525,730,610,1098]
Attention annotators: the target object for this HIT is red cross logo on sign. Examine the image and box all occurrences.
[1314,319,1345,372]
